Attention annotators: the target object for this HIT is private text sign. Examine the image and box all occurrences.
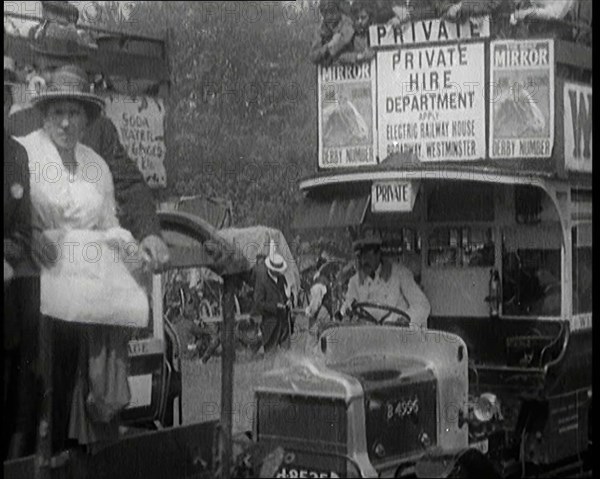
[371,181,419,213]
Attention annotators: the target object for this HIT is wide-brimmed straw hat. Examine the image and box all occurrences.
[265,239,288,274]
[4,55,18,86]
[30,64,105,113]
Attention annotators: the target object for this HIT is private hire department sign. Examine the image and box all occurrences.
[370,16,488,165]
[377,42,486,161]
[564,82,592,173]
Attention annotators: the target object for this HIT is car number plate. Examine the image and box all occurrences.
[276,467,340,478]
[470,438,489,454]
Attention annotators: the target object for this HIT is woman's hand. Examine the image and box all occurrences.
[103,227,147,270]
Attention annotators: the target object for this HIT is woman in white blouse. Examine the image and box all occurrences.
[17,65,149,453]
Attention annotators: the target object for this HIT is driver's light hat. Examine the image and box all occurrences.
[352,229,383,252]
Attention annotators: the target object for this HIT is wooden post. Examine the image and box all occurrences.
[35,314,52,479]
[220,276,235,479]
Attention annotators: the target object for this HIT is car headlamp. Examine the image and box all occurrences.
[473,393,499,423]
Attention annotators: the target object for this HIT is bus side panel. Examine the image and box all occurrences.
[544,328,592,396]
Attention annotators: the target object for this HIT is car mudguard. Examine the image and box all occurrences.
[415,447,500,479]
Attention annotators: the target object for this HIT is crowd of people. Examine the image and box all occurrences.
[311,0,592,65]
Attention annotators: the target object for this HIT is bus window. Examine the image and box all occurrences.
[572,226,592,315]
[427,226,494,268]
[427,182,494,222]
[502,225,562,317]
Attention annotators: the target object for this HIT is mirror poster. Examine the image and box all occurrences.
[318,62,377,169]
[489,39,554,159]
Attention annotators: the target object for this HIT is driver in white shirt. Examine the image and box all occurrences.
[340,231,431,329]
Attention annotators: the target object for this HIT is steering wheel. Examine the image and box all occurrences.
[350,302,411,327]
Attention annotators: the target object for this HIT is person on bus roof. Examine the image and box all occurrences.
[337,0,376,64]
[340,230,431,329]
[510,0,577,40]
[386,0,442,26]
[438,0,522,38]
[309,0,355,65]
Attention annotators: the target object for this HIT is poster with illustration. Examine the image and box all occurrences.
[318,61,377,169]
[489,39,554,159]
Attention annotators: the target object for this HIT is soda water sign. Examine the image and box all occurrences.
[564,82,592,173]
[103,94,167,187]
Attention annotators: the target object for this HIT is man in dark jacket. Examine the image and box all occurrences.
[4,55,39,459]
[253,248,291,354]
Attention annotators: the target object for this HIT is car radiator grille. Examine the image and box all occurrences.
[257,393,349,475]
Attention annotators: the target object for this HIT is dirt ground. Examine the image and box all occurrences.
[180,314,316,434]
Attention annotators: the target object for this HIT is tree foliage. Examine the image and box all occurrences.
[94,1,322,241]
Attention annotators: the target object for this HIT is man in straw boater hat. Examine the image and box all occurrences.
[3,54,38,459]
[5,1,170,271]
[340,229,431,329]
[253,240,292,354]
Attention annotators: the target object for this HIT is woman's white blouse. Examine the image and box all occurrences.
[16,129,119,232]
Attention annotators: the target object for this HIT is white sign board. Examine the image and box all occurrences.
[564,82,592,173]
[377,43,486,162]
[103,94,167,187]
[126,374,153,409]
[318,62,377,169]
[371,181,419,212]
[369,16,490,47]
[489,39,554,159]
